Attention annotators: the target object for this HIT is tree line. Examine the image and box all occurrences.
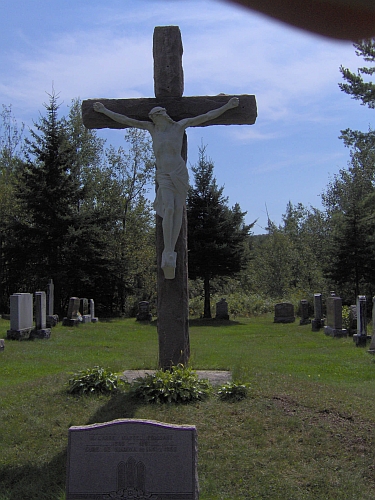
[0,93,156,317]
[1,39,375,317]
[188,39,375,315]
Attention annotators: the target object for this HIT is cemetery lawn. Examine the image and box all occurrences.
[1,315,375,499]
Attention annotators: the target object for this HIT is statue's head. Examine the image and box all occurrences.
[148,106,174,124]
[149,106,166,117]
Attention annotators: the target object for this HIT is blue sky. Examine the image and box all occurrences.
[1,0,374,233]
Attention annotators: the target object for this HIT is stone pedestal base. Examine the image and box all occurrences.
[299,318,311,325]
[62,318,80,327]
[312,318,324,331]
[353,333,370,347]
[7,328,32,340]
[137,313,152,321]
[31,328,51,339]
[324,326,347,337]
[274,316,295,323]
[46,314,59,327]
[82,315,92,324]
[91,317,98,323]
[216,314,229,320]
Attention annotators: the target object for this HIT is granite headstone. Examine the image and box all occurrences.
[274,302,295,323]
[215,298,229,320]
[66,419,198,500]
[7,292,33,340]
[324,294,347,337]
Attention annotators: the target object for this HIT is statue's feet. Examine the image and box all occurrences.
[161,251,177,279]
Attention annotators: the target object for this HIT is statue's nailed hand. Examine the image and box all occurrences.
[93,102,105,113]
[228,97,239,108]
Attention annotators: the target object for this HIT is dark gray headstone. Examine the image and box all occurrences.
[68,297,80,319]
[80,298,89,316]
[63,297,81,327]
[299,299,310,325]
[368,296,375,353]
[136,301,152,322]
[215,298,229,320]
[0,339,4,351]
[353,295,367,346]
[46,278,54,316]
[33,291,51,339]
[324,295,347,337]
[274,302,295,323]
[312,293,324,331]
[66,419,198,500]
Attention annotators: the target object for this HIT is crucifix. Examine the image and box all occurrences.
[82,26,257,370]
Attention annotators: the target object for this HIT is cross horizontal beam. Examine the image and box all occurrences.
[82,94,257,129]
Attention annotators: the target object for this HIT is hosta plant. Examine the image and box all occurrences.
[129,364,212,404]
[67,366,121,395]
[217,382,249,401]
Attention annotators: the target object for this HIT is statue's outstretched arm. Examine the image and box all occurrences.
[93,102,152,131]
[179,97,239,128]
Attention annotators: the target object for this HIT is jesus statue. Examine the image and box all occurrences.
[93,96,239,279]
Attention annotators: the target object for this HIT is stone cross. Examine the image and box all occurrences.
[82,26,257,370]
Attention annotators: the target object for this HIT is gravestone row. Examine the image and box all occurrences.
[5,281,99,339]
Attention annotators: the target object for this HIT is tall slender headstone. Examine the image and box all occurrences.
[299,299,310,325]
[89,299,98,323]
[82,26,257,369]
[312,293,324,331]
[33,291,51,339]
[368,296,375,353]
[46,278,59,327]
[353,295,367,346]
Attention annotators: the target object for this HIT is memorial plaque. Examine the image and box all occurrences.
[66,419,198,500]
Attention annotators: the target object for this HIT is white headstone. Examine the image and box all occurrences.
[10,293,33,331]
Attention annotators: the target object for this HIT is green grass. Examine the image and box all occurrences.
[1,315,375,499]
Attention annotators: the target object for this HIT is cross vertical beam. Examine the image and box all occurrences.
[153,26,190,369]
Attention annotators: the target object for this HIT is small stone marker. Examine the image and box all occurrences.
[311,293,324,331]
[274,302,295,323]
[0,339,4,351]
[33,291,51,339]
[299,299,310,325]
[66,419,198,500]
[62,297,81,326]
[324,293,347,337]
[136,301,152,321]
[89,298,98,323]
[215,298,229,320]
[7,292,33,340]
[353,295,367,346]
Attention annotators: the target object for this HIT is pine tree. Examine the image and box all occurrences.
[187,144,253,318]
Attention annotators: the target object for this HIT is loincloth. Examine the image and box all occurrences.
[153,161,189,218]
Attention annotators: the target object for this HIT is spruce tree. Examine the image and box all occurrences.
[187,144,253,318]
